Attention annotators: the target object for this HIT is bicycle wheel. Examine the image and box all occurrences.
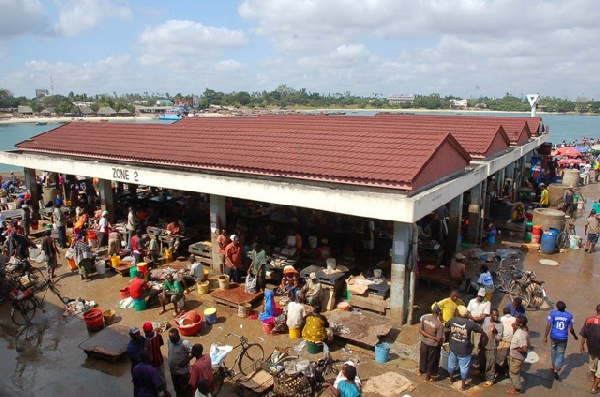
[212,367,233,397]
[508,282,529,307]
[27,268,47,293]
[238,343,264,376]
[526,283,544,309]
[556,232,569,249]
[494,275,507,293]
[11,297,38,325]
[0,277,18,303]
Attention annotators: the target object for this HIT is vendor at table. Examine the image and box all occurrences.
[146,234,160,265]
[298,272,323,308]
[159,273,184,316]
[248,242,267,292]
[277,265,300,297]
[180,254,206,294]
[131,229,146,264]
[130,271,159,306]
[166,219,183,256]
[107,229,122,256]
[224,235,243,283]
[284,228,302,250]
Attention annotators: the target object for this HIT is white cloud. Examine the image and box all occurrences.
[138,20,247,70]
[0,0,48,39]
[53,0,132,36]
[214,60,242,72]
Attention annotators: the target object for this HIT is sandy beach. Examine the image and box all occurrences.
[0,115,157,125]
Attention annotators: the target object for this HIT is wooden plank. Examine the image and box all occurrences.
[326,309,394,347]
[349,293,389,314]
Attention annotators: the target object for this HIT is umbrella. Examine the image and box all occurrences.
[575,146,589,153]
[553,147,582,157]
[590,145,600,154]
[558,159,585,166]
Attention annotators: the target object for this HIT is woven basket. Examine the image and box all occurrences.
[272,372,313,397]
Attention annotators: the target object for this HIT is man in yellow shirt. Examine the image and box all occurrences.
[432,290,466,325]
[540,183,549,208]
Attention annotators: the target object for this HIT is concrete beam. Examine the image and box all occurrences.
[24,168,40,216]
[98,179,115,220]
[447,194,464,253]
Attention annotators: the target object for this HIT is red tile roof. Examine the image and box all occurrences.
[16,117,472,191]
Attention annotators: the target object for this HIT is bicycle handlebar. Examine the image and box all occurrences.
[226,333,242,339]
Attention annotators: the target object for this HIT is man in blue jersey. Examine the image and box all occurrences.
[543,300,578,380]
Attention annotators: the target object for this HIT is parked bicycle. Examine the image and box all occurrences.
[556,218,577,249]
[493,259,547,309]
[211,330,265,396]
[5,258,46,293]
[8,277,66,326]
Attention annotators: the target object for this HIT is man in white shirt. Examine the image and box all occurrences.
[467,288,491,356]
[497,307,516,369]
[181,254,206,294]
[584,161,592,185]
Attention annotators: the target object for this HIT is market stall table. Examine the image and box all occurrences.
[299,264,347,296]
[326,309,394,348]
[78,323,131,362]
[417,262,456,288]
[211,283,263,309]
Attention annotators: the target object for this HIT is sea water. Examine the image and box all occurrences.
[0,113,599,172]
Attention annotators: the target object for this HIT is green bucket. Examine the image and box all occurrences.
[306,341,323,354]
[130,266,138,278]
[133,299,146,311]
[525,221,533,232]
[525,232,532,243]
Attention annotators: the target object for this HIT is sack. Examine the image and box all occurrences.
[9,256,18,265]
[65,249,74,260]
[245,274,257,294]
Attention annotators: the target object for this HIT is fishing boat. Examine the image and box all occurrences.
[159,109,183,120]
[36,122,47,126]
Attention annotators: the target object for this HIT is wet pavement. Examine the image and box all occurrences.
[2,184,600,397]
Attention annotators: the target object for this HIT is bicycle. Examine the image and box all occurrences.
[493,259,546,309]
[6,258,46,293]
[9,277,67,326]
[556,218,577,249]
[211,331,265,396]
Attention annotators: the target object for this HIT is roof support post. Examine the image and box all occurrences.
[447,193,464,254]
[23,168,40,218]
[389,221,411,324]
[467,182,482,244]
[98,179,115,222]
[210,194,226,274]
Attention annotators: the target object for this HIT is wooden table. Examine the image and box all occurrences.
[326,309,394,348]
[211,283,263,309]
[78,323,131,362]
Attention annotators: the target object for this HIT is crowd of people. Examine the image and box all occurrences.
[423,289,600,395]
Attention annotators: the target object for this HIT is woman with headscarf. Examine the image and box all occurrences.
[73,234,94,281]
[277,265,300,297]
[259,289,285,332]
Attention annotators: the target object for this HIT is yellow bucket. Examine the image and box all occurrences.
[110,255,121,266]
[197,280,210,295]
[164,248,173,263]
[104,309,116,325]
[289,327,302,339]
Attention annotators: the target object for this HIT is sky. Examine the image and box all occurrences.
[0,0,599,100]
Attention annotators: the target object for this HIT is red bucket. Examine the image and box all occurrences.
[83,308,105,332]
[136,262,148,274]
[182,310,202,325]
[261,322,275,335]
[87,231,97,240]
[120,287,130,299]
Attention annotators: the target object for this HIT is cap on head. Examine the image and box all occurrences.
[102,210,108,217]
[457,305,468,317]
[478,288,487,297]
[128,326,140,335]
[455,253,465,260]
[142,322,153,333]
[309,272,317,280]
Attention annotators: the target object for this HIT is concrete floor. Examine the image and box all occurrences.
[1,183,600,396]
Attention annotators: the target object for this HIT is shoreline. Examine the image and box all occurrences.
[0,115,156,125]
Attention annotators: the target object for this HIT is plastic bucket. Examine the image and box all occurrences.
[68,258,78,271]
[532,235,541,244]
[308,236,318,249]
[95,261,106,275]
[373,269,382,279]
[204,308,217,324]
[111,255,121,267]
[164,248,173,263]
[197,280,210,295]
[87,231,97,240]
[525,221,533,232]
[487,235,496,244]
[218,275,230,290]
[375,342,390,363]
[134,299,146,311]
[525,232,532,243]
[238,303,251,318]
[440,344,450,370]
[541,232,558,254]
[289,327,301,339]
[137,262,148,274]
[306,341,323,354]
[532,225,542,236]
[326,258,337,271]
[183,310,202,325]
[103,309,115,325]
[83,308,104,331]
[120,287,130,299]
[130,267,138,278]
[262,322,275,335]
[337,302,351,311]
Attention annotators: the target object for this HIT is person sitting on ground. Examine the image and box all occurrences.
[159,273,184,316]
[299,272,323,308]
[189,343,214,396]
[286,293,307,332]
[477,265,495,300]
[332,361,362,391]
[329,364,361,397]
[55,193,64,206]
[302,305,331,344]
[180,254,206,294]
[130,272,154,305]
[505,297,526,318]
[277,265,300,297]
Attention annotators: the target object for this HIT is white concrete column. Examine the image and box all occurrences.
[467,182,482,244]
[98,179,115,221]
[447,194,464,253]
[23,168,40,216]
[210,194,226,272]
[390,221,411,323]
